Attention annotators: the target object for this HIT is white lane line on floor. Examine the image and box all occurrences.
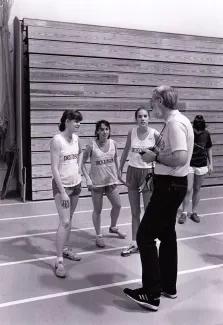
[1,230,223,267]
[0,223,131,241]
[0,185,222,206]
[1,209,223,241]
[0,263,222,308]
[0,206,132,221]
[0,246,127,267]
[0,213,58,221]
[178,231,223,241]
[1,196,223,221]
[200,211,223,217]
[200,196,223,201]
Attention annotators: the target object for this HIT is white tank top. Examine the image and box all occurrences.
[89,139,118,187]
[53,133,81,187]
[128,127,156,168]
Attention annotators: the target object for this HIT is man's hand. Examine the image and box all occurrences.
[141,149,156,164]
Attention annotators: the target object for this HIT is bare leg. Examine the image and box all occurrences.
[192,173,206,213]
[106,187,126,238]
[55,193,71,259]
[64,193,80,249]
[120,188,140,256]
[128,189,141,241]
[106,187,121,228]
[91,190,103,235]
[182,173,194,212]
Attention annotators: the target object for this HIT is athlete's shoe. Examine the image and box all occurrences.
[109,226,126,239]
[121,243,139,257]
[55,261,66,278]
[63,249,81,261]
[161,289,177,299]
[124,287,160,311]
[190,212,200,223]
[96,235,105,248]
[178,212,187,224]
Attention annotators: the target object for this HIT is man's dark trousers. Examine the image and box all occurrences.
[136,174,188,297]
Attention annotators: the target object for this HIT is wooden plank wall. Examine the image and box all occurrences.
[23,18,223,200]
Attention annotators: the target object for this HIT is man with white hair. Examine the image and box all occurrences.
[124,85,194,311]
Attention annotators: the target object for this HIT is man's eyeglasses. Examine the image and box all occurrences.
[149,96,162,111]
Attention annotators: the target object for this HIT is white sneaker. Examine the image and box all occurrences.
[55,261,66,278]
[96,236,105,248]
[63,249,81,261]
[121,243,139,257]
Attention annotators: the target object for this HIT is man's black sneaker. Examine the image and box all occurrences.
[123,287,160,311]
[161,290,177,299]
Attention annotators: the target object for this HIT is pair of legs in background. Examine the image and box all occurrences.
[179,166,208,224]
[53,179,81,278]
[121,165,152,257]
[124,175,187,311]
[91,184,126,248]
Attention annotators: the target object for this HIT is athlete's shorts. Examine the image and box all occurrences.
[91,184,117,194]
[189,166,208,176]
[52,179,81,197]
[126,165,153,192]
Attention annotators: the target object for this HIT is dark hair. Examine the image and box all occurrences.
[95,120,111,139]
[193,115,206,131]
[59,110,83,131]
[135,106,150,119]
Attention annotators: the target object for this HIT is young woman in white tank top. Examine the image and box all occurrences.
[50,110,83,278]
[118,107,160,257]
[82,120,126,248]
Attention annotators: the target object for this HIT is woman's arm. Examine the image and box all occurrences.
[119,129,132,174]
[207,147,213,174]
[50,137,65,194]
[113,140,120,171]
[77,138,83,174]
[81,144,94,189]
[50,137,70,208]
[114,140,127,185]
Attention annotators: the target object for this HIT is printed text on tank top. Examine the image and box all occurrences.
[63,153,78,161]
[89,139,118,187]
[61,135,79,162]
[94,140,115,166]
[60,133,78,161]
[131,128,154,154]
[128,127,156,168]
[53,133,81,187]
